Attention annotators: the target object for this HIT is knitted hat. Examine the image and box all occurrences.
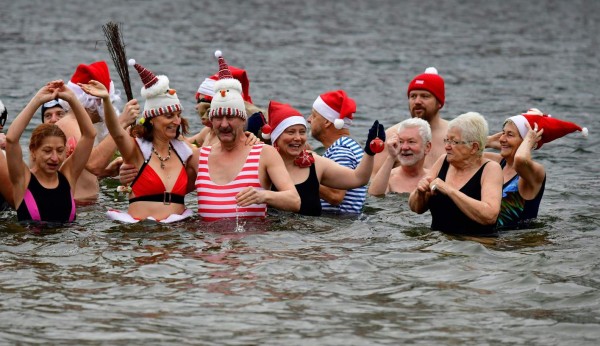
[407,67,445,107]
[262,100,306,143]
[208,50,247,120]
[40,99,64,122]
[507,108,588,149]
[196,66,252,104]
[128,58,182,119]
[312,90,356,129]
[66,61,121,119]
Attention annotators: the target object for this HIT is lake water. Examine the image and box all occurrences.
[1,0,599,344]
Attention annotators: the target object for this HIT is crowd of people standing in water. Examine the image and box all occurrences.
[0,50,589,237]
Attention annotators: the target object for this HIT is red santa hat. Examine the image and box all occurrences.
[312,90,356,129]
[407,67,445,107]
[66,61,121,118]
[261,100,306,143]
[128,58,182,119]
[208,50,247,120]
[507,108,588,149]
[196,66,252,104]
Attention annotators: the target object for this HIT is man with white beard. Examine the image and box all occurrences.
[368,118,431,195]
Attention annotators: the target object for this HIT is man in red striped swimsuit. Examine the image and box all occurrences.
[195,51,300,221]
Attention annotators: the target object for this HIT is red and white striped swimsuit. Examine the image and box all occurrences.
[196,144,267,221]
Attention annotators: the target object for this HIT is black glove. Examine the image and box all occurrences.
[364,120,385,156]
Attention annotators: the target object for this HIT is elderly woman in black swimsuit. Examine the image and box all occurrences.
[409,112,503,237]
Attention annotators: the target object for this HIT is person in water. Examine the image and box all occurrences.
[484,108,588,230]
[196,51,300,221]
[5,80,96,223]
[0,100,13,210]
[409,112,503,237]
[82,59,198,223]
[263,100,380,216]
[369,117,431,195]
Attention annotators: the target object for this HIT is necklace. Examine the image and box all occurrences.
[152,145,171,169]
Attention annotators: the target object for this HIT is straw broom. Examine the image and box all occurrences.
[102,21,134,101]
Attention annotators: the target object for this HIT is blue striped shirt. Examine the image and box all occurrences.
[321,136,366,214]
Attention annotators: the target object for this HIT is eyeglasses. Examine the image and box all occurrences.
[443,138,472,146]
[197,97,211,104]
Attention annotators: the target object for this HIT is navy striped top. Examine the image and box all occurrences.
[321,136,366,214]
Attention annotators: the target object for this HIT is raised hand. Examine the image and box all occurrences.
[78,80,109,99]
[364,120,386,156]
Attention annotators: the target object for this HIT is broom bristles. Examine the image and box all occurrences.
[102,22,134,101]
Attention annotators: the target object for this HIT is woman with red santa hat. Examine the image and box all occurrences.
[265,100,383,216]
[485,108,588,229]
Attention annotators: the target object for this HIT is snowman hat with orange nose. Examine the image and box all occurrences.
[208,50,247,121]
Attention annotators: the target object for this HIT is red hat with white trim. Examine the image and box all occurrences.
[196,66,252,104]
[507,108,588,149]
[128,58,182,119]
[66,61,121,119]
[407,67,445,107]
[312,90,356,129]
[262,100,306,143]
[208,50,247,120]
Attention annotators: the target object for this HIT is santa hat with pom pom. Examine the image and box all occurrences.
[262,100,306,143]
[128,58,182,119]
[407,67,445,107]
[65,61,121,120]
[312,90,356,129]
[208,50,247,120]
[507,108,588,149]
[196,66,252,104]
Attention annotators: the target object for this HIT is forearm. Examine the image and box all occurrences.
[368,156,394,196]
[86,136,118,175]
[264,189,300,212]
[446,188,499,225]
[319,185,346,205]
[408,191,429,214]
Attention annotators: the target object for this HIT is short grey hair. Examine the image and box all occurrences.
[448,112,488,155]
[397,118,432,143]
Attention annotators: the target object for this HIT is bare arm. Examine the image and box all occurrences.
[58,82,97,188]
[319,185,346,206]
[430,160,503,225]
[238,145,300,212]
[6,81,60,205]
[371,125,399,178]
[513,122,546,200]
[0,145,15,208]
[368,134,401,196]
[318,152,373,190]
[78,81,138,163]
[408,154,444,213]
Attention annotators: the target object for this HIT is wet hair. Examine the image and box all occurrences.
[130,114,189,142]
[397,117,432,143]
[29,123,67,151]
[448,112,488,155]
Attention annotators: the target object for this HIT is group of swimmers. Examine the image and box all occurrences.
[0,50,588,237]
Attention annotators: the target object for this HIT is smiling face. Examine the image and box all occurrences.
[396,126,430,167]
[212,114,244,144]
[151,111,182,140]
[499,121,523,159]
[275,124,307,160]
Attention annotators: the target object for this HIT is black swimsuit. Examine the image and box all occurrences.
[429,157,497,237]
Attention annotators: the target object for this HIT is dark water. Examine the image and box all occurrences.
[1,0,599,344]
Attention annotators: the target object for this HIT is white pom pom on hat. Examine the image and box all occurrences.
[424,67,439,74]
[334,119,345,129]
